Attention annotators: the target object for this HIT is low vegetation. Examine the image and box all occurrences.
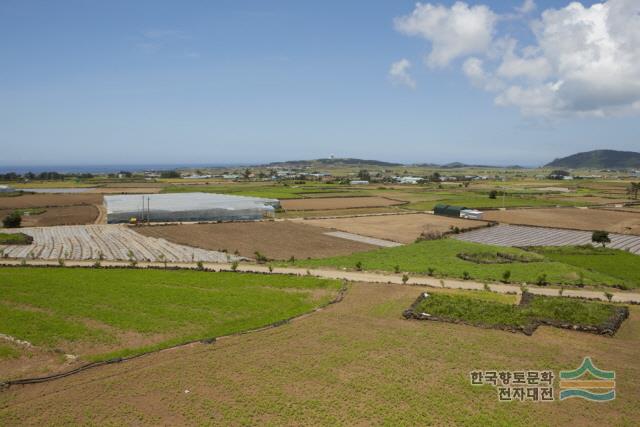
[532,246,640,289]
[0,232,32,245]
[0,267,341,370]
[0,344,20,359]
[408,292,622,332]
[291,239,639,288]
[1,211,21,228]
[456,250,543,264]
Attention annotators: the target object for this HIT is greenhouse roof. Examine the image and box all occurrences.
[104,193,279,214]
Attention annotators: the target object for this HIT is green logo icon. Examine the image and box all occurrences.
[559,357,615,401]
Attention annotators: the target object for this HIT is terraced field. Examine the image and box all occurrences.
[454,224,640,254]
[0,225,235,262]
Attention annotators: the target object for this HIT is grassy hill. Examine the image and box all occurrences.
[546,149,640,169]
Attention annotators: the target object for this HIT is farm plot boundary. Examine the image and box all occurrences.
[454,224,640,254]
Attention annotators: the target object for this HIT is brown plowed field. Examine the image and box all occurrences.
[302,213,485,243]
[482,208,640,235]
[136,221,377,260]
[0,193,103,209]
[280,196,405,211]
[0,206,99,227]
[2,283,638,425]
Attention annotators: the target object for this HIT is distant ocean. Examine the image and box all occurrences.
[0,163,248,174]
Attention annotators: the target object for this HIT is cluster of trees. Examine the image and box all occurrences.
[0,171,90,181]
[160,170,180,179]
[357,169,371,181]
[548,170,571,179]
[628,182,640,199]
[2,211,21,228]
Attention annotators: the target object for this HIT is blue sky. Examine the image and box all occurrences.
[1,0,638,167]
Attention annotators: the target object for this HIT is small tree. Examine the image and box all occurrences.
[355,261,363,271]
[488,190,498,199]
[2,211,22,228]
[402,274,409,284]
[627,182,639,200]
[254,251,268,264]
[592,230,610,248]
[536,274,548,286]
[394,265,401,274]
[502,270,511,283]
[357,169,371,181]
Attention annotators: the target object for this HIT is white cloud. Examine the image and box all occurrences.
[496,39,551,81]
[389,59,416,89]
[394,2,497,68]
[516,0,536,15]
[394,0,640,117]
[136,29,192,54]
[463,57,504,91]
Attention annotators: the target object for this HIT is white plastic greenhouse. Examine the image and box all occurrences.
[104,193,280,224]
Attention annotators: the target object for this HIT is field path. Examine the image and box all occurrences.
[323,231,403,247]
[0,258,638,304]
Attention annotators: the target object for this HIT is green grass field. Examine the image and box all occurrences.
[0,268,341,365]
[0,233,32,245]
[533,246,640,289]
[161,183,368,199]
[413,292,618,328]
[290,239,638,288]
[403,193,582,211]
[0,344,20,359]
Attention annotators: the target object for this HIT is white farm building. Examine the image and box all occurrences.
[104,193,280,224]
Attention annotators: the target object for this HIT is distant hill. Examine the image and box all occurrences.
[546,150,640,169]
[429,162,525,169]
[265,158,402,168]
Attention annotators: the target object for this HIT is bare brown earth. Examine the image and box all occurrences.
[483,207,640,235]
[280,196,405,211]
[136,221,378,260]
[278,206,402,219]
[0,206,99,227]
[0,193,103,210]
[302,213,486,244]
[546,195,632,205]
[1,283,638,426]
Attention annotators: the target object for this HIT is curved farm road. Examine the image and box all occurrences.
[1,281,639,425]
[0,259,638,303]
